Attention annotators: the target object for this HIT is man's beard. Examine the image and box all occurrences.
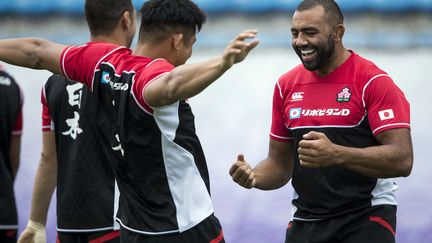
[294,35,336,71]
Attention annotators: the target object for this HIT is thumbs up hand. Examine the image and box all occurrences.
[229,154,256,189]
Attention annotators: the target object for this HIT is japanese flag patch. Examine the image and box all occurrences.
[378,109,394,121]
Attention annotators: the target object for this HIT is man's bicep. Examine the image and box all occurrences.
[142,73,172,107]
[376,128,413,151]
[139,59,175,108]
[37,40,67,74]
[375,128,413,176]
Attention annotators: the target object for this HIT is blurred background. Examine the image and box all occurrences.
[1,0,431,242]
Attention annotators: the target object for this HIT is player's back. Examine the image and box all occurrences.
[43,74,118,232]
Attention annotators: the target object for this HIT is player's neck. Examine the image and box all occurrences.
[91,34,127,47]
[134,41,171,61]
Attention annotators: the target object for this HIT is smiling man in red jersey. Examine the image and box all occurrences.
[230,1,413,243]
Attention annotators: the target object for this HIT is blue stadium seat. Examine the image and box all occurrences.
[0,0,432,14]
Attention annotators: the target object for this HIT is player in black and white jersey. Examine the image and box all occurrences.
[0,63,23,243]
[17,1,136,243]
[0,0,259,242]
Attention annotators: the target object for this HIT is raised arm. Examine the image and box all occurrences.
[18,131,57,243]
[0,38,66,74]
[144,30,259,107]
[230,139,294,190]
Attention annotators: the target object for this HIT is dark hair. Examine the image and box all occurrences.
[138,0,207,43]
[85,0,135,36]
[296,0,344,26]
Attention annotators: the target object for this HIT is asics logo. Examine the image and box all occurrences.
[291,92,304,101]
[110,82,129,91]
[101,71,129,91]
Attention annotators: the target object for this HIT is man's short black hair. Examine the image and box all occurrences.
[296,0,344,26]
[85,0,135,36]
[138,0,207,43]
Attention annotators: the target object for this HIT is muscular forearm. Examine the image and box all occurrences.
[147,57,228,107]
[299,129,413,178]
[253,159,292,190]
[170,56,228,98]
[0,38,44,69]
[0,38,64,74]
[230,141,293,190]
[254,139,294,190]
[334,143,412,178]
[29,154,57,225]
[146,30,259,107]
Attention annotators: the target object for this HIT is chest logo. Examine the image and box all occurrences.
[289,108,302,119]
[101,71,111,84]
[291,92,304,102]
[336,86,352,103]
[101,71,129,91]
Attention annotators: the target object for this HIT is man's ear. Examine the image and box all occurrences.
[120,11,134,31]
[334,24,345,42]
[172,33,184,50]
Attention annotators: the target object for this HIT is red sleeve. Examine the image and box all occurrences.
[270,82,292,142]
[132,58,175,113]
[60,43,121,90]
[41,87,53,132]
[11,85,23,135]
[11,111,23,135]
[364,75,410,135]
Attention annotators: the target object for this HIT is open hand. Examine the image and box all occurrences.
[222,30,260,70]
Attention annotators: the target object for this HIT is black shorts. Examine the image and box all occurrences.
[285,205,396,243]
[0,229,17,243]
[57,230,120,243]
[120,214,225,243]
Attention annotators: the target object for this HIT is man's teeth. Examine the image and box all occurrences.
[301,49,315,55]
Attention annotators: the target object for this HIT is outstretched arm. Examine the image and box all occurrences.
[230,139,294,190]
[144,30,260,107]
[0,38,66,74]
[298,128,413,178]
[18,132,57,243]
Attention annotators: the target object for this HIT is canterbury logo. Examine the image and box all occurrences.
[291,92,304,101]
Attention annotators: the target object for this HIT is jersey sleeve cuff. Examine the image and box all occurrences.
[11,130,22,136]
[269,133,293,142]
[372,123,411,136]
